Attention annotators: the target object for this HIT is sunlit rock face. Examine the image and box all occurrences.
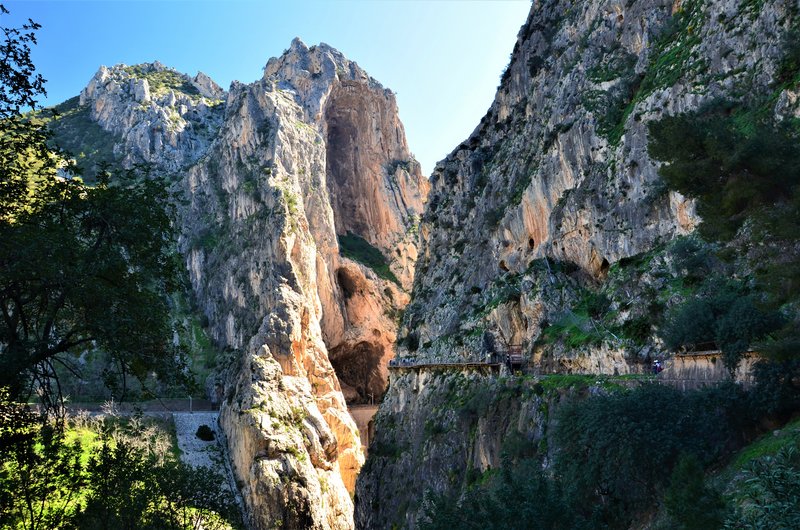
[356,0,797,528]
[76,38,428,529]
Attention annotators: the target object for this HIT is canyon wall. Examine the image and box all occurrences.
[66,39,428,529]
[356,1,798,527]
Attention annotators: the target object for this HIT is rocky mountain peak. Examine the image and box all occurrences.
[262,37,385,122]
[77,61,225,172]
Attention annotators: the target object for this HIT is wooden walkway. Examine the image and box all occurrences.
[388,345,524,373]
[388,361,501,372]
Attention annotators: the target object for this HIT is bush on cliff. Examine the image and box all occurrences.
[659,278,784,371]
[419,459,577,530]
[647,101,800,371]
[553,383,752,527]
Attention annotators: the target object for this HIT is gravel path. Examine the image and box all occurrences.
[173,412,246,522]
[173,412,225,470]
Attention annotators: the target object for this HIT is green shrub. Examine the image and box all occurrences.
[648,102,800,242]
[663,454,727,530]
[553,384,747,525]
[45,97,120,181]
[660,280,783,370]
[419,459,576,530]
[124,64,200,97]
[725,441,800,528]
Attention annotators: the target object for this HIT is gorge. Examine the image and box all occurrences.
[32,0,800,528]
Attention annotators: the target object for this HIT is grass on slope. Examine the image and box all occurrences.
[726,417,800,474]
[338,231,400,285]
[45,96,121,181]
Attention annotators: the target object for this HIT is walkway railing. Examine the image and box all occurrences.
[387,345,526,372]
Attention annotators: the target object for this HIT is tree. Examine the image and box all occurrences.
[419,458,577,530]
[0,391,85,530]
[647,102,800,243]
[660,279,784,372]
[647,98,800,368]
[0,4,53,224]
[73,441,240,530]
[663,454,727,530]
[0,6,188,411]
[0,167,188,409]
[725,442,800,529]
[553,384,743,526]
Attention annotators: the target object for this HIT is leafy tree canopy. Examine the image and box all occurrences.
[648,101,800,243]
[648,97,800,367]
[0,5,187,411]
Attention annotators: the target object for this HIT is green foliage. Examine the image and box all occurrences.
[777,28,800,85]
[584,77,640,143]
[508,171,533,206]
[618,315,652,344]
[44,96,120,181]
[588,48,637,83]
[738,0,767,21]
[593,0,706,145]
[0,393,240,530]
[750,359,800,417]
[419,459,577,530]
[541,310,605,348]
[648,100,800,368]
[584,291,611,319]
[474,273,522,317]
[74,441,239,529]
[670,235,714,285]
[418,379,790,530]
[0,168,189,409]
[540,289,614,349]
[725,441,800,528]
[123,64,200,97]
[0,9,53,224]
[637,0,705,98]
[663,454,727,530]
[0,423,85,529]
[338,231,400,285]
[648,102,800,243]
[386,159,412,175]
[0,392,85,529]
[660,280,783,371]
[0,8,188,411]
[534,374,601,393]
[553,383,750,526]
[728,417,800,472]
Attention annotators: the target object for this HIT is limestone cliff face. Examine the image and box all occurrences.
[79,61,225,172]
[394,0,791,366]
[74,39,427,529]
[356,0,797,527]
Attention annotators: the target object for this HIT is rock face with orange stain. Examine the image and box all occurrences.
[74,39,427,529]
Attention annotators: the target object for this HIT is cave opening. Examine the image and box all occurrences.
[336,267,358,299]
[600,258,610,276]
[328,341,385,405]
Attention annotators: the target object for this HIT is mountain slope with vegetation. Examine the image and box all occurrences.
[356,1,800,528]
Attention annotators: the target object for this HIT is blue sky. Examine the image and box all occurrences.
[6,0,531,174]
